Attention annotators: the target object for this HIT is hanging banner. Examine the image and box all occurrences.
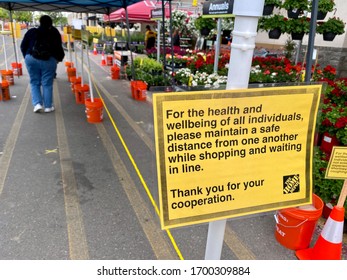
[153,85,321,229]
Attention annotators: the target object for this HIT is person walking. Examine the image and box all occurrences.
[172,29,180,47]
[20,15,65,113]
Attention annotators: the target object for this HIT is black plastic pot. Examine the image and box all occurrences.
[287,9,301,19]
[268,28,281,39]
[323,32,336,41]
[263,4,275,16]
[291,32,304,41]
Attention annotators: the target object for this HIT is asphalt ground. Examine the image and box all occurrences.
[0,33,346,261]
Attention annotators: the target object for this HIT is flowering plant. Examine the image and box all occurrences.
[249,56,302,83]
[316,0,335,13]
[259,14,288,33]
[264,0,282,7]
[282,0,309,11]
[286,16,311,34]
[316,17,345,35]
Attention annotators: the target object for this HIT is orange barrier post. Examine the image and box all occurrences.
[101,51,106,66]
[296,206,345,260]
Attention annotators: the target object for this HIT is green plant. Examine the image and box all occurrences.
[265,0,282,7]
[317,17,346,35]
[194,16,217,31]
[317,0,335,13]
[259,14,288,32]
[284,38,296,59]
[282,0,309,11]
[286,16,311,34]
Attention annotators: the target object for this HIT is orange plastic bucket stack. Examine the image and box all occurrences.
[70,76,81,94]
[110,65,120,80]
[85,98,103,123]
[11,62,23,76]
[1,70,14,85]
[1,80,10,101]
[67,67,76,82]
[275,194,324,250]
[106,55,113,66]
[75,84,89,104]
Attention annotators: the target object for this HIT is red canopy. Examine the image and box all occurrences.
[103,1,171,23]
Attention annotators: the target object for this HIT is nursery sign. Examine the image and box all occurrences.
[202,0,234,17]
[325,147,347,179]
[153,85,321,229]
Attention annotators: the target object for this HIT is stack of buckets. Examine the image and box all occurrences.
[1,79,10,101]
[11,62,23,76]
[130,80,147,101]
[1,70,14,86]
[110,65,120,80]
[275,194,324,250]
[85,97,103,123]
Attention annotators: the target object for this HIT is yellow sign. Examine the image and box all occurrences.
[93,38,99,44]
[72,29,81,40]
[64,26,72,34]
[325,147,347,179]
[153,85,321,229]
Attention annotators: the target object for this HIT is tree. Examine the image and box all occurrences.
[13,11,33,23]
[0,8,9,20]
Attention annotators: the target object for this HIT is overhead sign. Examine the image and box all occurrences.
[153,85,321,229]
[151,8,163,20]
[202,0,234,17]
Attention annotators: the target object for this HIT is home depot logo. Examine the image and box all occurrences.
[283,174,300,194]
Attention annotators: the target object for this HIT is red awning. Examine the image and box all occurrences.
[103,1,171,23]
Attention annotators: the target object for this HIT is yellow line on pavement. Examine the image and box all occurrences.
[54,83,90,260]
[92,77,184,260]
[96,123,177,259]
[0,85,30,196]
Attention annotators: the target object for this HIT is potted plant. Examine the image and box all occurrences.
[316,0,335,20]
[282,0,309,18]
[263,0,282,16]
[316,17,345,41]
[259,14,288,39]
[194,16,217,36]
[286,16,310,40]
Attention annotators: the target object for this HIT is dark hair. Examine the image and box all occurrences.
[39,15,53,28]
[146,25,150,30]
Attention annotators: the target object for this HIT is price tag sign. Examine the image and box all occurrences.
[325,147,347,179]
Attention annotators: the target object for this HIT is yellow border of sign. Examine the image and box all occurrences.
[153,85,321,229]
[325,146,347,180]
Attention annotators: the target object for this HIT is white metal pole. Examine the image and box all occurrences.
[213,18,222,74]
[205,0,265,260]
[3,35,8,71]
[86,43,94,103]
[81,41,84,86]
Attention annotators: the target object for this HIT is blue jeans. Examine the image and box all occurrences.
[25,54,57,108]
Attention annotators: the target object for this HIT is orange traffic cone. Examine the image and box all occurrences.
[101,51,106,66]
[296,206,344,260]
[93,44,97,55]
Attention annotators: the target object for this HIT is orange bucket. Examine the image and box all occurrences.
[67,67,76,82]
[11,62,23,76]
[111,66,120,80]
[65,61,74,68]
[275,194,324,250]
[85,98,103,123]
[136,82,147,101]
[106,55,113,66]
[1,80,10,101]
[130,80,147,99]
[1,70,14,85]
[70,76,81,93]
[75,84,89,104]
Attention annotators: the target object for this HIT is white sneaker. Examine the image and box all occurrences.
[33,104,43,113]
[44,106,55,113]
